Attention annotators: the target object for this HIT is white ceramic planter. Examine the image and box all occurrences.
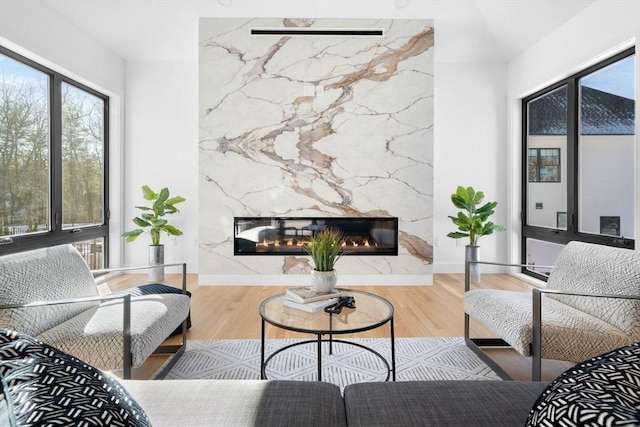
[310,269,338,293]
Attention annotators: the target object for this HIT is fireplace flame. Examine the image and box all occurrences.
[253,236,387,252]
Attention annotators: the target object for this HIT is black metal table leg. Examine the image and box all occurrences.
[261,318,266,379]
[329,312,334,355]
[390,316,396,381]
[317,333,322,381]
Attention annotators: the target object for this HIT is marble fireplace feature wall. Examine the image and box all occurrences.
[199,18,434,284]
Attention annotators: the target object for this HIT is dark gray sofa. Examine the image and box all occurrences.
[122,378,548,426]
[344,381,549,426]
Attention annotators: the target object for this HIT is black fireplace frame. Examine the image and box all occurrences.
[234,217,398,256]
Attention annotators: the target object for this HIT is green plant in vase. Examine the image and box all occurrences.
[447,186,505,246]
[122,185,186,245]
[122,185,186,281]
[447,186,505,283]
[304,228,345,292]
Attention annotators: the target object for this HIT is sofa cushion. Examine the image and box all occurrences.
[344,380,548,427]
[37,293,190,371]
[526,341,640,426]
[123,379,347,427]
[0,328,151,426]
[0,245,100,337]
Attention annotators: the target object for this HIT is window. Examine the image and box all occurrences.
[0,47,109,267]
[528,148,560,182]
[522,47,635,280]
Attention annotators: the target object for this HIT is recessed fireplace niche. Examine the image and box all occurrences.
[234,217,398,256]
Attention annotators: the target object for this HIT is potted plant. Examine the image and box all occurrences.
[122,185,186,281]
[447,186,505,283]
[304,228,345,292]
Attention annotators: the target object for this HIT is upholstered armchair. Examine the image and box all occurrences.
[464,241,640,381]
[0,244,190,379]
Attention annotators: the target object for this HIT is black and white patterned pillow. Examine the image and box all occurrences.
[526,341,640,426]
[0,328,151,426]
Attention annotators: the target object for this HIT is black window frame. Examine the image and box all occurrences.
[521,47,635,281]
[0,46,110,263]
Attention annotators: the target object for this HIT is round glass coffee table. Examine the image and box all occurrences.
[259,289,395,382]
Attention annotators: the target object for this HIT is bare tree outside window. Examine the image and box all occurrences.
[0,47,109,268]
[61,82,104,229]
[0,54,50,236]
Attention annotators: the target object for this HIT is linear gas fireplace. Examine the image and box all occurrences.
[234,217,398,256]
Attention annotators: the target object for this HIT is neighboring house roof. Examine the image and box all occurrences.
[528,86,635,136]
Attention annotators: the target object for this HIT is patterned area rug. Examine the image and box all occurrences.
[159,337,500,389]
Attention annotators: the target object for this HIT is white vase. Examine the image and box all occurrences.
[310,269,338,293]
[465,245,481,284]
[149,245,165,282]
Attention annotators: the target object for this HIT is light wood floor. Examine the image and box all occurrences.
[103,273,573,382]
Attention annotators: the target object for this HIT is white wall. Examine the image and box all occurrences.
[124,61,199,271]
[507,0,640,268]
[0,0,127,265]
[432,62,508,273]
[0,0,124,94]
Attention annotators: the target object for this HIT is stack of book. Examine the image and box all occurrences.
[283,287,345,313]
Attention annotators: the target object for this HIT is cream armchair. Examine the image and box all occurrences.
[0,244,190,379]
[464,241,640,381]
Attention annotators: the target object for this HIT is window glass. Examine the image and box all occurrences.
[72,238,104,270]
[525,238,564,276]
[61,82,105,229]
[526,85,568,229]
[578,54,635,238]
[522,49,635,281]
[528,148,560,182]
[0,53,50,237]
[0,47,109,268]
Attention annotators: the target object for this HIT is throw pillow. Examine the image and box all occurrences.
[0,328,151,426]
[526,341,640,426]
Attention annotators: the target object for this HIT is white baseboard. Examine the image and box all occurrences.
[432,262,515,274]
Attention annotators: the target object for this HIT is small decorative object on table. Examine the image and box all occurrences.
[323,296,356,314]
[285,286,345,303]
[446,186,505,284]
[304,228,345,292]
[283,297,340,313]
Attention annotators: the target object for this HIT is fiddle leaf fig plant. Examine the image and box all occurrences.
[122,185,186,246]
[447,186,505,247]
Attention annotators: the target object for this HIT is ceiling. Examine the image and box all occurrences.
[39,0,596,63]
